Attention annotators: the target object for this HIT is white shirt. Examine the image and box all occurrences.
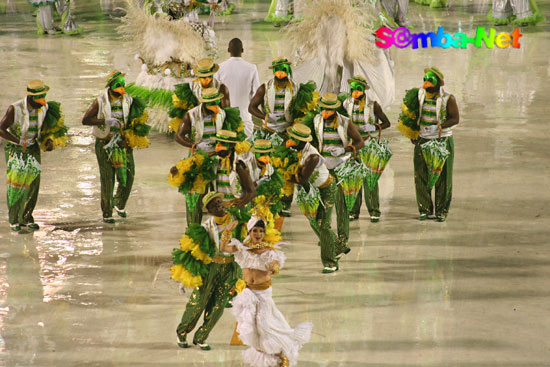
[216,56,260,126]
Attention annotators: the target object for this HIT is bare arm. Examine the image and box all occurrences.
[441,95,459,129]
[0,106,19,144]
[234,160,257,208]
[82,99,106,126]
[346,121,365,152]
[175,111,195,148]
[219,220,239,252]
[248,84,266,120]
[373,101,391,130]
[220,83,231,108]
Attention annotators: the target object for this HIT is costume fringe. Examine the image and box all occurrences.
[39,101,69,151]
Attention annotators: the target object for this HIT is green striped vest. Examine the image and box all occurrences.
[419,97,438,126]
[321,122,344,158]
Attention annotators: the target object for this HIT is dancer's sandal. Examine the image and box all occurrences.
[176,333,189,348]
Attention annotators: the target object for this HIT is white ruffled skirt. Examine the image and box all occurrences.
[231,287,313,367]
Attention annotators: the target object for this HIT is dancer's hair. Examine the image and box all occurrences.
[228,38,243,56]
[253,220,265,229]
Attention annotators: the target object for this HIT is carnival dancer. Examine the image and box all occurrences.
[221,216,313,367]
[285,124,348,273]
[342,76,391,222]
[175,192,241,351]
[249,57,317,217]
[174,87,254,224]
[310,93,364,246]
[396,67,459,221]
[82,70,151,223]
[489,0,545,26]
[191,58,231,108]
[27,0,81,35]
[0,80,69,232]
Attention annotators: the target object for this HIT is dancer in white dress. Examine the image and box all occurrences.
[220,217,313,367]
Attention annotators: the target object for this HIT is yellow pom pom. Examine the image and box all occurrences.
[169,117,182,133]
[194,153,205,167]
[192,174,208,194]
[235,141,251,154]
[235,279,246,293]
[282,181,294,197]
[176,157,194,173]
[168,170,185,187]
[170,265,203,288]
[179,235,196,251]
[124,130,150,149]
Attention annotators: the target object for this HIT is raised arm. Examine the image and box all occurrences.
[248,84,266,120]
[219,220,239,253]
[233,160,257,208]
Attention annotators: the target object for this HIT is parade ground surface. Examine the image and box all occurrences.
[0,1,549,366]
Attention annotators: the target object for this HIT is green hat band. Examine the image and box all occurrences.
[253,146,272,152]
[107,71,123,85]
[320,99,338,106]
[272,59,289,66]
[216,133,236,141]
[203,92,220,100]
[198,66,215,73]
[27,86,47,94]
[290,129,310,138]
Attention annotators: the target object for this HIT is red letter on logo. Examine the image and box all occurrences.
[376,27,394,48]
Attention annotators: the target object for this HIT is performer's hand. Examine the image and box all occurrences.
[196,141,214,152]
[266,113,281,123]
[44,139,54,152]
[226,220,239,232]
[229,197,245,208]
[118,139,128,148]
[19,138,34,147]
[104,117,120,128]
[327,146,345,157]
[359,123,376,133]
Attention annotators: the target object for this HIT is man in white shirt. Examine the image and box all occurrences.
[215,38,260,139]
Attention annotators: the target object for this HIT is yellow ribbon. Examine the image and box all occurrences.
[219,155,231,172]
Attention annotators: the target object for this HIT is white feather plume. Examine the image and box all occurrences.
[118,0,207,67]
[283,0,378,65]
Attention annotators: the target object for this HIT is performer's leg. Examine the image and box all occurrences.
[176,265,217,337]
[365,180,381,219]
[275,0,289,18]
[435,137,454,220]
[318,184,338,268]
[193,262,235,343]
[114,148,135,211]
[414,139,433,217]
[334,180,350,245]
[280,181,294,216]
[350,186,362,219]
[95,139,115,219]
[22,146,42,225]
[396,0,410,25]
[491,0,514,23]
[37,5,56,35]
[55,0,81,34]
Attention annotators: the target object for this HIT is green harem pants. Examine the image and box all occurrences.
[95,139,135,219]
[350,180,380,218]
[414,136,454,218]
[4,143,41,225]
[309,181,349,268]
[177,259,239,343]
[329,169,350,245]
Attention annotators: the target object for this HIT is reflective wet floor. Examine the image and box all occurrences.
[0,0,549,366]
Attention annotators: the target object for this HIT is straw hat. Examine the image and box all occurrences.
[193,58,219,77]
[215,129,238,144]
[251,139,274,153]
[202,192,224,207]
[105,70,125,87]
[286,123,313,142]
[424,67,444,86]
[268,57,291,69]
[317,92,341,109]
[198,87,224,103]
[347,75,370,90]
[26,80,50,96]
